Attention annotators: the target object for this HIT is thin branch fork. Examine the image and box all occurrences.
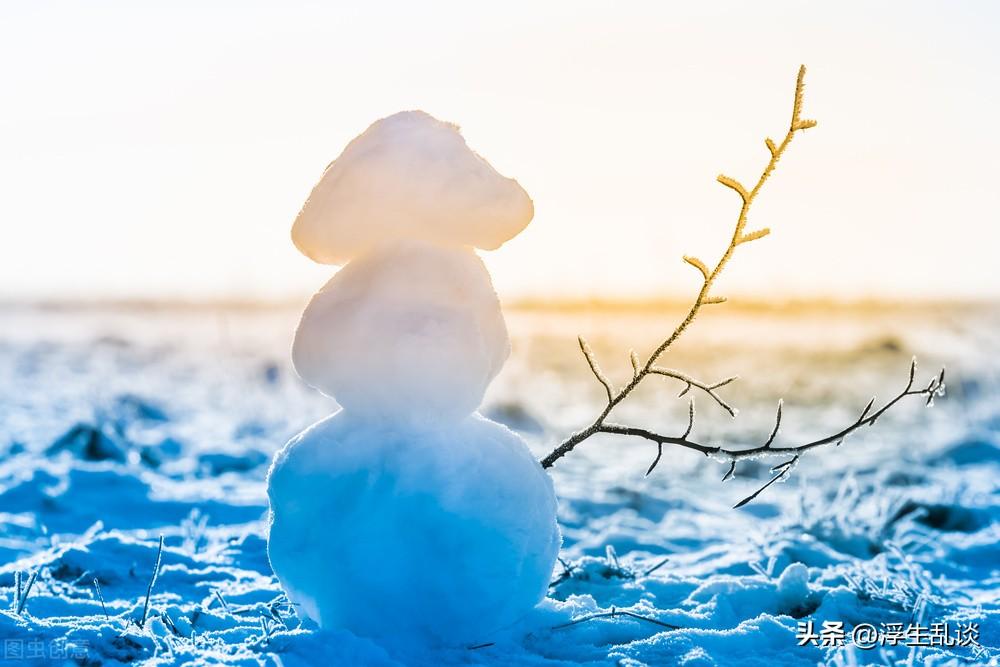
[648,367,738,417]
[540,65,818,471]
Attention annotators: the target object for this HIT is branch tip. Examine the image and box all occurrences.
[646,443,664,476]
[579,336,614,403]
[683,398,695,438]
[714,376,738,389]
[792,64,807,129]
[764,400,783,448]
[683,255,710,281]
[860,396,876,423]
[738,228,771,245]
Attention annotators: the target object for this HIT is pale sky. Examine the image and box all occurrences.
[1,1,997,303]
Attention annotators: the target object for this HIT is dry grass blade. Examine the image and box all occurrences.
[215,590,232,617]
[138,535,164,628]
[259,616,272,644]
[642,557,670,577]
[94,577,109,619]
[15,570,38,615]
[552,606,681,631]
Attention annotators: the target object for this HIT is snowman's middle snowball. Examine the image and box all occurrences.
[292,240,510,421]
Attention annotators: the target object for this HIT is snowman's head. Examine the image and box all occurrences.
[291,111,534,265]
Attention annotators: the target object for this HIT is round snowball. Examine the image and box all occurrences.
[266,411,561,644]
[291,111,534,265]
[292,240,509,421]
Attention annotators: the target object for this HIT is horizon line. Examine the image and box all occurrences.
[2,295,996,315]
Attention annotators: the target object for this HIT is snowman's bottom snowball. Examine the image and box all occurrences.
[266,411,561,644]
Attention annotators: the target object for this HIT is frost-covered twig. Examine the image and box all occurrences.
[648,368,738,417]
[541,65,817,471]
[539,66,944,506]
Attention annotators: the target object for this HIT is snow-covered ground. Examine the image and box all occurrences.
[0,302,997,666]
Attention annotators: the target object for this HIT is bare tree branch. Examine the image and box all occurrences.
[540,66,945,506]
[541,65,819,471]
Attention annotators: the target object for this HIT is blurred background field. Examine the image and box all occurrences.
[2,299,994,478]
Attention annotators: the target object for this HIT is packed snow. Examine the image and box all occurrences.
[290,111,534,265]
[291,240,510,421]
[0,302,997,666]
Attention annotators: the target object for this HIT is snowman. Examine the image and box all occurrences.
[267,111,561,645]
